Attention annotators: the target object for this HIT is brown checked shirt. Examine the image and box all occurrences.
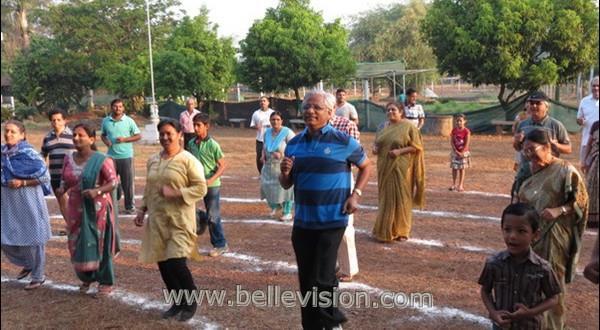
[478,248,561,330]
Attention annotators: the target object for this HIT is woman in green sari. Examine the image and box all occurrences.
[516,128,588,329]
[56,123,119,297]
[372,102,425,242]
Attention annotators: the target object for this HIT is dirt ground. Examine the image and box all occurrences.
[2,124,598,329]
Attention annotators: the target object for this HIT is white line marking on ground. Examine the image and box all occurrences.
[0,277,218,329]
[39,238,490,326]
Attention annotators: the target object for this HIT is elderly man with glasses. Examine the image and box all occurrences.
[511,91,572,199]
[280,90,372,330]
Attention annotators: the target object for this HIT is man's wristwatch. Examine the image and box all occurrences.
[560,206,567,215]
[352,188,362,197]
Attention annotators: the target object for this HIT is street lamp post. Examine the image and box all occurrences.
[141,0,159,144]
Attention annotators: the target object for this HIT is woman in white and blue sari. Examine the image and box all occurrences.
[260,111,295,221]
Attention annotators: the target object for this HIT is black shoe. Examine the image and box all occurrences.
[161,304,181,319]
[178,304,197,322]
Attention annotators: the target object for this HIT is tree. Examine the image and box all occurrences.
[1,0,51,62]
[238,0,356,101]
[348,0,437,90]
[422,0,599,106]
[153,11,236,101]
[41,0,180,110]
[10,36,88,110]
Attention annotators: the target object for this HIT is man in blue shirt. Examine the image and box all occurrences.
[101,99,141,214]
[280,90,372,329]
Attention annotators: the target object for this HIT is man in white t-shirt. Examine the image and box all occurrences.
[179,97,201,150]
[250,96,275,173]
[335,88,359,126]
[577,76,599,163]
[404,88,425,129]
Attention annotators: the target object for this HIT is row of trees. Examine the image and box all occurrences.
[3,0,358,112]
[2,0,598,114]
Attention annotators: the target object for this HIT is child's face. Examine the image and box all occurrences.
[455,117,466,128]
[502,214,538,257]
[194,121,209,139]
[50,114,66,131]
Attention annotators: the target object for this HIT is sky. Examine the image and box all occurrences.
[179,0,402,44]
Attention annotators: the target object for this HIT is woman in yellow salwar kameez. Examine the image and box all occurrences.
[134,119,207,322]
[372,102,425,242]
[517,128,588,330]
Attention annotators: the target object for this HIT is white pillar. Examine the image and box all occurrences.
[362,80,369,101]
[236,83,241,102]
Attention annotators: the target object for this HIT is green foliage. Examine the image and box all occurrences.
[10,36,88,111]
[11,102,39,121]
[348,0,437,89]
[39,0,180,104]
[154,11,236,100]
[1,107,14,121]
[238,0,356,99]
[422,0,599,104]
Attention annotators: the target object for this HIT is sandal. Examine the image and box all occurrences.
[79,282,91,293]
[338,275,353,282]
[16,268,32,280]
[457,187,465,192]
[95,285,113,297]
[395,236,408,242]
[448,186,456,191]
[24,279,45,290]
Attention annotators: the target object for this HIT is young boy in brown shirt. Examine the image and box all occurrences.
[479,203,561,329]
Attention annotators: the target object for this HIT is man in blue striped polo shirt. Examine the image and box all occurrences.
[280,90,372,329]
[41,108,75,221]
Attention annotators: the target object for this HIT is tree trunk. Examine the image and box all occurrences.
[18,7,30,49]
[294,88,301,117]
[554,84,560,102]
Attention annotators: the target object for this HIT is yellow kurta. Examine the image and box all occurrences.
[139,151,207,264]
[518,159,588,329]
[372,121,425,241]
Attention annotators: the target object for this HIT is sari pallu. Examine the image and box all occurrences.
[518,160,588,329]
[67,152,120,284]
[372,122,425,241]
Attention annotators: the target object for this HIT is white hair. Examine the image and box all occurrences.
[186,96,197,106]
[592,76,599,86]
[302,89,335,110]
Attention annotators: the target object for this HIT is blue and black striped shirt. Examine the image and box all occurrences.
[285,124,366,229]
[41,127,75,190]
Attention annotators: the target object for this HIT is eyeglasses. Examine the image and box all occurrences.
[522,145,543,156]
[528,100,542,106]
[302,103,327,112]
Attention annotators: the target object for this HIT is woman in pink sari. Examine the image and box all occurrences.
[56,123,119,297]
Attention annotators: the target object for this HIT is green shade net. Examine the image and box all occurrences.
[157,94,579,134]
[350,94,579,133]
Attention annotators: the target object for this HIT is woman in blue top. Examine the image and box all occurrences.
[1,120,52,290]
[260,111,295,221]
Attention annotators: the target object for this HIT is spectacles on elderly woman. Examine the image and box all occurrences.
[522,145,543,156]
